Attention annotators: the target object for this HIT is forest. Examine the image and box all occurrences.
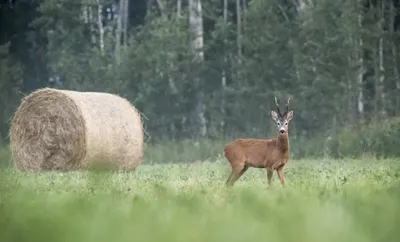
[1,0,400,159]
[1,2,400,241]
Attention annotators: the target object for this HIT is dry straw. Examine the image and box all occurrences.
[10,88,144,171]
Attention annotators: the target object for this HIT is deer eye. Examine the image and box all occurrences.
[285,123,288,125]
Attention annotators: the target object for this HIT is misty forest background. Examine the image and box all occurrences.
[1,0,400,163]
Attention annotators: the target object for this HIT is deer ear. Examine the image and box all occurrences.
[271,110,279,122]
[286,110,294,121]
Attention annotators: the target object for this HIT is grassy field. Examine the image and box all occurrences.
[1,157,400,242]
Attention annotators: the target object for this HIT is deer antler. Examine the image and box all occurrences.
[284,97,291,116]
[274,97,282,116]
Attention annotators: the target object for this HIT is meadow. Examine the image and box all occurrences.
[1,146,400,242]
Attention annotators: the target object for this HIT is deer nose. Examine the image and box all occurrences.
[279,129,286,134]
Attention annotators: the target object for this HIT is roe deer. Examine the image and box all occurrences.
[224,97,294,187]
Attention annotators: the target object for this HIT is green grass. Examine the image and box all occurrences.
[143,138,230,164]
[1,157,400,242]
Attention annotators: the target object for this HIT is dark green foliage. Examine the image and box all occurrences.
[337,118,400,158]
[0,146,12,168]
[0,43,22,145]
[1,0,400,159]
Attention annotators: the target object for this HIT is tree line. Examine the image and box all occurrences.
[1,0,400,158]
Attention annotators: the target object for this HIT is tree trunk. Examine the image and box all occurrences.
[189,0,207,137]
[378,0,386,117]
[115,0,124,65]
[223,0,228,23]
[123,0,128,45]
[96,0,104,55]
[147,0,154,17]
[356,3,364,120]
[156,0,165,16]
[373,0,386,118]
[177,0,182,17]
[347,57,355,123]
[242,0,246,56]
[168,53,178,94]
[390,0,400,114]
[88,6,96,44]
[378,32,386,117]
[220,0,228,133]
[373,41,380,117]
[236,0,242,60]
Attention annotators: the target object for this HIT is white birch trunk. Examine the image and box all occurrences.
[223,0,228,29]
[189,0,204,60]
[373,43,379,115]
[378,0,386,117]
[156,0,165,16]
[88,6,96,44]
[177,0,182,17]
[373,1,386,118]
[220,0,228,132]
[378,35,386,117]
[189,0,207,136]
[123,0,128,45]
[83,5,89,24]
[96,0,104,55]
[356,4,364,119]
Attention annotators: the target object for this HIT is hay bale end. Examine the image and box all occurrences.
[10,88,144,171]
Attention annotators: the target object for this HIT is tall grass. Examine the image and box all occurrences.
[2,122,400,167]
[0,158,400,242]
[143,138,230,164]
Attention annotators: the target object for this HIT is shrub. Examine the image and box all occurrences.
[336,117,400,158]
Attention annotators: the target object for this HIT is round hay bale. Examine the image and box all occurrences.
[10,87,144,171]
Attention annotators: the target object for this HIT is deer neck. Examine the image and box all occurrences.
[276,133,289,153]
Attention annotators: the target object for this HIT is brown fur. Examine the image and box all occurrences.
[224,98,293,187]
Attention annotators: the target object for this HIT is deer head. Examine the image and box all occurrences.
[270,97,294,135]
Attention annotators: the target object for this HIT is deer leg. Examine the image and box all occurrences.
[226,163,248,187]
[266,168,273,186]
[276,165,285,187]
[226,170,235,186]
